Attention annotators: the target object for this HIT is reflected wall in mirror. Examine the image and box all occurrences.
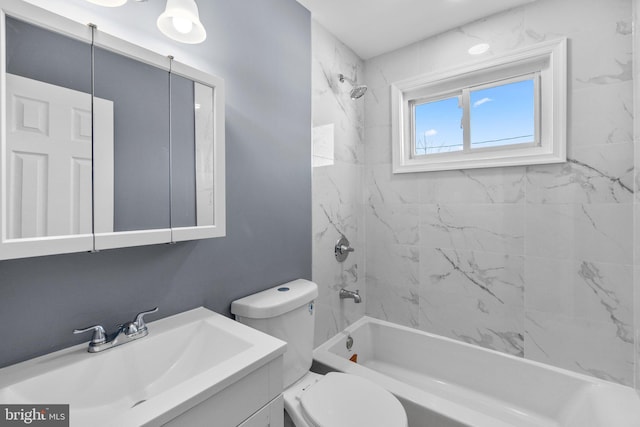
[194,82,215,227]
[170,74,215,228]
[170,73,197,228]
[93,46,171,234]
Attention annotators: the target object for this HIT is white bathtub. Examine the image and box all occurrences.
[313,316,640,427]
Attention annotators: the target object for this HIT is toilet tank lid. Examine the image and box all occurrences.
[231,279,319,319]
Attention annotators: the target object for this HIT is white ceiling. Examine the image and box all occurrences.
[296,0,537,60]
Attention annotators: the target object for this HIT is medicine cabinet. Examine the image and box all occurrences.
[0,0,225,260]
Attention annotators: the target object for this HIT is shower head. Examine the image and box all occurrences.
[349,85,368,100]
[339,73,367,100]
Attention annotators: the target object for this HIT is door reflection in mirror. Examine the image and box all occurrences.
[5,17,96,239]
[6,75,100,238]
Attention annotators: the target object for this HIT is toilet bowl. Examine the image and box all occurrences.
[231,279,408,427]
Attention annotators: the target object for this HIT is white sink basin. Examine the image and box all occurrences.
[0,307,286,426]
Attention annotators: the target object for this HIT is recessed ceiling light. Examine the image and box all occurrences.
[468,43,490,55]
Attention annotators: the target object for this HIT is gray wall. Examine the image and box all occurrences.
[0,0,311,368]
[94,46,172,232]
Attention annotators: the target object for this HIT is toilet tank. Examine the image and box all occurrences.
[231,279,318,388]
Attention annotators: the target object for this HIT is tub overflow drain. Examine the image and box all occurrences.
[132,400,146,408]
[346,335,353,350]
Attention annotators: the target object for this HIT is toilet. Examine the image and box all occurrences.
[231,279,408,427]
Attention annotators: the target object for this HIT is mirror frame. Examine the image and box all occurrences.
[0,0,226,260]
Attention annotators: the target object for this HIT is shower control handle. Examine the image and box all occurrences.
[335,235,354,262]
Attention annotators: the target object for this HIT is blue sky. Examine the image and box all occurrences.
[414,79,535,155]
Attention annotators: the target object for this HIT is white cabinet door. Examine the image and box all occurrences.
[238,395,284,427]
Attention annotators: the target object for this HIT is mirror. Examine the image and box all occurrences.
[0,14,95,259]
[170,73,200,229]
[0,1,225,260]
[169,62,225,242]
[92,35,172,250]
[5,16,93,239]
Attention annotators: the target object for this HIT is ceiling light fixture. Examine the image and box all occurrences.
[157,0,207,44]
[85,0,206,45]
[468,43,490,55]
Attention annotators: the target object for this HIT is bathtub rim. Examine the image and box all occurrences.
[313,316,640,427]
[314,315,632,387]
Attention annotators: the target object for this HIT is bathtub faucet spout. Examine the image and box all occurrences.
[339,288,361,303]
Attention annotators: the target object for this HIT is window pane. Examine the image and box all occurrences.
[414,96,463,155]
[470,79,535,149]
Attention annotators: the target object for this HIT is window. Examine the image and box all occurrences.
[391,38,566,173]
[413,95,463,155]
[469,77,536,150]
[411,75,538,156]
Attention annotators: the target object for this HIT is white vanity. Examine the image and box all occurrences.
[0,308,286,426]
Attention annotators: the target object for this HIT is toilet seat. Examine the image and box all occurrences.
[298,372,407,427]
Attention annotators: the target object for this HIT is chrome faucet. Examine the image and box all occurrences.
[339,288,361,303]
[73,307,158,353]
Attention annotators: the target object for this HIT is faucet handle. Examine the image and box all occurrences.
[73,325,107,345]
[133,307,158,330]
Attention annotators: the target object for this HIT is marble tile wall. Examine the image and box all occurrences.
[633,0,640,391]
[311,21,366,346]
[363,0,636,386]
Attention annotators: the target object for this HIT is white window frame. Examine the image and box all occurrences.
[391,38,567,173]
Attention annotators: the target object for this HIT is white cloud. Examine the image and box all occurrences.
[425,129,438,137]
[473,97,493,108]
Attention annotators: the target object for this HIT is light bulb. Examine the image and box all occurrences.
[172,16,193,34]
[157,0,207,44]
